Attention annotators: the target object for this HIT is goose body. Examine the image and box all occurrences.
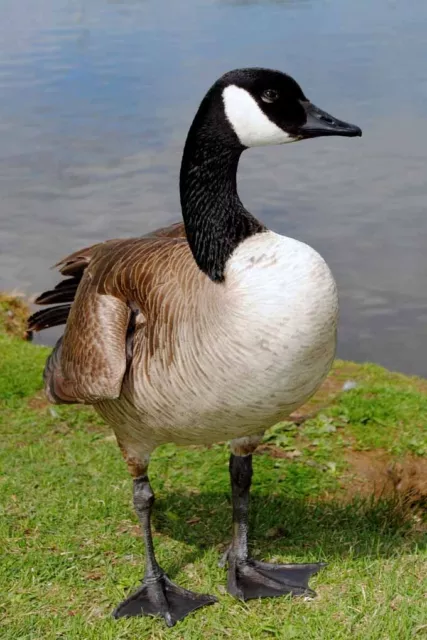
[29,67,360,626]
[97,231,337,455]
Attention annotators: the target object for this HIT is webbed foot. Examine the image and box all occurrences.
[113,573,217,626]
[227,558,325,601]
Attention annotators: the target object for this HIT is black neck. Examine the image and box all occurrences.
[179,118,265,282]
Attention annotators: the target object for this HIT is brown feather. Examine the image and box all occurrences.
[35,282,79,305]
[28,221,194,404]
[27,305,72,332]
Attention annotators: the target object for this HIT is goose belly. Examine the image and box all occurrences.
[97,232,338,450]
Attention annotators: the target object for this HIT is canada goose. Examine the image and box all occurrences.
[28,68,361,627]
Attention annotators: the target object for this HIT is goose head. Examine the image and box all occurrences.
[181,67,361,281]
[204,67,362,149]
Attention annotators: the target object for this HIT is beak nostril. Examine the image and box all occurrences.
[299,101,361,138]
[312,112,334,125]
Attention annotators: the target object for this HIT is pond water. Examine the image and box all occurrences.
[1,0,427,375]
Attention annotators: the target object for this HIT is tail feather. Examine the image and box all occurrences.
[27,305,72,332]
[57,257,92,278]
[28,246,96,334]
[35,277,80,306]
[54,243,101,277]
[35,289,75,305]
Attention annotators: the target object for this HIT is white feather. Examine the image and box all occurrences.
[223,85,293,147]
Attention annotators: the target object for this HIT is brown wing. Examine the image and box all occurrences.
[28,222,194,405]
[28,221,186,331]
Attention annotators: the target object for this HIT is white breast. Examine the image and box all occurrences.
[102,230,338,452]
[226,230,338,331]
[221,231,338,412]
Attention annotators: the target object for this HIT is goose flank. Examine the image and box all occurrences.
[28,67,361,626]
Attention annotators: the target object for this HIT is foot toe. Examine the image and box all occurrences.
[113,575,217,625]
[227,559,325,601]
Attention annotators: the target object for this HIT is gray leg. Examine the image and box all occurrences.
[113,475,217,626]
[226,454,325,601]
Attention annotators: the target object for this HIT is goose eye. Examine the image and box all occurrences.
[261,89,279,103]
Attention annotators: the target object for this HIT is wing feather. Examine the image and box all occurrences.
[28,221,192,405]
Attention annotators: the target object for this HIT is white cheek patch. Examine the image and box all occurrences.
[223,85,293,147]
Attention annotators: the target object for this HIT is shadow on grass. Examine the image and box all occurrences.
[152,491,425,578]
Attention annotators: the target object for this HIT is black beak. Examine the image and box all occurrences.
[298,101,362,139]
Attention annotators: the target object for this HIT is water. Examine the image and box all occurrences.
[1,0,427,375]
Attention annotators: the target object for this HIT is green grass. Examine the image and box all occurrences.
[1,299,426,639]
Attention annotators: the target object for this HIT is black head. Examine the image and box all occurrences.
[210,67,362,148]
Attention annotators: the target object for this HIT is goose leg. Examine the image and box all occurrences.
[113,475,217,626]
[225,452,325,601]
